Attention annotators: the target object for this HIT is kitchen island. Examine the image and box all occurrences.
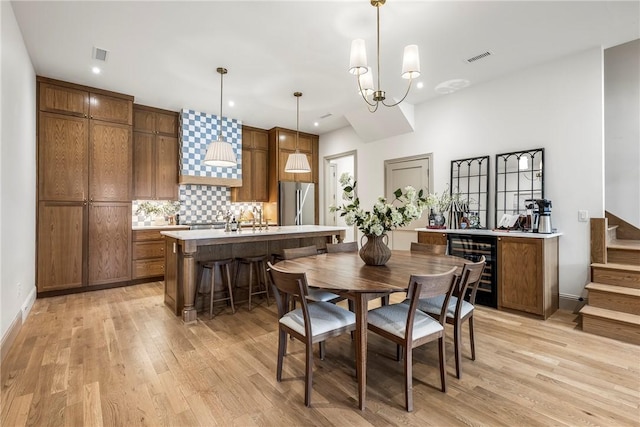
[161,225,347,323]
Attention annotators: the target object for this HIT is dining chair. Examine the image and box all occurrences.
[410,241,447,255]
[282,245,343,304]
[267,262,356,407]
[412,256,486,379]
[325,241,358,253]
[367,267,458,412]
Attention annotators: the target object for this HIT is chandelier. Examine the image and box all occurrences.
[284,92,312,173]
[348,0,420,113]
[203,67,237,167]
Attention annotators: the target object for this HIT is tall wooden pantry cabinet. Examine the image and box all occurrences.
[36,77,133,293]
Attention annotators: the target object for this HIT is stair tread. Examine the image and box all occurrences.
[591,262,640,272]
[608,239,640,250]
[579,305,640,325]
[586,282,640,297]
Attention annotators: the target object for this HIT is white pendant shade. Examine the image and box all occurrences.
[349,39,368,75]
[401,44,421,79]
[358,66,374,96]
[284,151,311,174]
[204,139,236,167]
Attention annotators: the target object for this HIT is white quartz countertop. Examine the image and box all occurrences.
[415,228,562,239]
[161,225,347,241]
[133,225,190,231]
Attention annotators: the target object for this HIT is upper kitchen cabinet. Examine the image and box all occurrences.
[231,126,269,202]
[268,127,318,184]
[132,105,179,200]
[39,79,132,125]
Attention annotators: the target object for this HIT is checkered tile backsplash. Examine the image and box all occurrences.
[180,109,242,180]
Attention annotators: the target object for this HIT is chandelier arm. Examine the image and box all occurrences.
[381,77,414,108]
[356,71,379,108]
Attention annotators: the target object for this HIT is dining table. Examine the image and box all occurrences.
[275,249,468,411]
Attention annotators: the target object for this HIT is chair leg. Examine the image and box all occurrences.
[454,321,462,379]
[469,316,476,361]
[224,264,235,314]
[305,340,313,407]
[248,262,254,311]
[438,336,447,393]
[404,345,413,412]
[209,266,216,319]
[276,329,286,382]
[319,341,325,360]
[261,260,270,306]
[396,344,403,361]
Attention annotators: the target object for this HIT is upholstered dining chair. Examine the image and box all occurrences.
[410,241,447,255]
[412,256,486,379]
[282,245,343,304]
[325,241,359,253]
[366,267,458,412]
[267,262,356,407]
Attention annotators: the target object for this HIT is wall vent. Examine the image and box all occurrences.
[93,47,109,62]
[466,51,492,63]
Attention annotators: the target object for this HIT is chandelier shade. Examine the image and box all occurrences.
[284,92,311,174]
[203,67,237,167]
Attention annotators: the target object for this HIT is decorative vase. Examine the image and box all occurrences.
[359,234,392,266]
[433,212,446,228]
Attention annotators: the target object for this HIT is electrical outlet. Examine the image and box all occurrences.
[578,210,589,222]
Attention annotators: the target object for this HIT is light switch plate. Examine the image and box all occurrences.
[578,210,589,222]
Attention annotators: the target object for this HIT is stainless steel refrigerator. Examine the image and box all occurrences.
[278,182,315,225]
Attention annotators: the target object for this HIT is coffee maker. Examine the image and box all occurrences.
[525,199,553,233]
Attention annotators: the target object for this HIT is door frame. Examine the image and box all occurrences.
[323,150,357,240]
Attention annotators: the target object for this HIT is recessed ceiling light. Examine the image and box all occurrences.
[434,79,470,94]
[416,81,424,89]
[91,66,101,74]
[228,100,235,107]
[313,122,319,127]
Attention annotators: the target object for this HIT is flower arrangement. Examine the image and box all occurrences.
[330,173,428,236]
[426,187,452,214]
[136,200,181,217]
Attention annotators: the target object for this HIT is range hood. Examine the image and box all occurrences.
[178,108,243,187]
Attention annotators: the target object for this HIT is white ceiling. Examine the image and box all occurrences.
[11,1,640,135]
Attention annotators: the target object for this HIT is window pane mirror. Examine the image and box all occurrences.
[495,148,544,227]
[450,156,490,229]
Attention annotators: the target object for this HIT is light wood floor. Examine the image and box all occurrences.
[2,282,639,426]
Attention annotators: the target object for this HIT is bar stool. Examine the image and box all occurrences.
[198,258,235,318]
[234,255,270,310]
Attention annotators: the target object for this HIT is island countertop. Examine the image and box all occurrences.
[415,227,563,239]
[161,225,348,244]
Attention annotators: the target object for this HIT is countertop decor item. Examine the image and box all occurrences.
[330,173,428,265]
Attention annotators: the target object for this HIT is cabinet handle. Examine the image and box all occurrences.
[84,114,88,118]
[498,237,501,241]
[83,199,87,206]
[90,115,93,119]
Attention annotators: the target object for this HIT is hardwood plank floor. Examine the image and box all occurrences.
[2,281,638,426]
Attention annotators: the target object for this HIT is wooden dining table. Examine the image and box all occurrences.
[275,249,467,411]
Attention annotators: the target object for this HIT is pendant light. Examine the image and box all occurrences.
[284,92,311,174]
[203,67,237,167]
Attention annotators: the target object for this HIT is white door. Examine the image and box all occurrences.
[325,154,356,243]
[385,156,432,249]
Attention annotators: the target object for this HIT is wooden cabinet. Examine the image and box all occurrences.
[132,229,165,279]
[36,77,134,294]
[231,126,269,202]
[417,231,448,246]
[132,105,179,200]
[497,236,559,319]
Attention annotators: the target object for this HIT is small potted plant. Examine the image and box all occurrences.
[136,201,165,225]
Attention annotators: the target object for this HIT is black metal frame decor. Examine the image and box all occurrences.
[494,148,544,227]
[450,155,490,229]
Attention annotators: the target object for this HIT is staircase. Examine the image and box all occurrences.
[580,216,640,345]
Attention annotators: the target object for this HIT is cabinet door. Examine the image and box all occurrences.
[232,148,253,202]
[89,121,132,201]
[417,231,448,246]
[155,135,179,199]
[89,93,132,125]
[156,111,178,136]
[39,83,88,117]
[253,149,269,201]
[88,202,131,285]
[133,108,156,133]
[498,237,543,315]
[39,113,88,201]
[37,201,85,292]
[132,132,155,199]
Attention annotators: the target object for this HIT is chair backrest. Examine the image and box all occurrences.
[282,245,318,260]
[410,241,447,255]
[457,255,486,306]
[404,267,458,338]
[326,241,358,253]
[267,261,310,318]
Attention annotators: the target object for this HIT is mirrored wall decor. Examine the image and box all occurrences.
[450,155,490,229]
[495,148,544,228]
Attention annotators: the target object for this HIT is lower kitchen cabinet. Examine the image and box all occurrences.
[497,236,559,319]
[417,231,448,246]
[37,201,132,293]
[132,227,187,280]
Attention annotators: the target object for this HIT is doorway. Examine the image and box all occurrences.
[324,151,357,243]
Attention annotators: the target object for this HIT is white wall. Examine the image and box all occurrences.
[605,39,640,227]
[319,48,605,299]
[1,2,37,341]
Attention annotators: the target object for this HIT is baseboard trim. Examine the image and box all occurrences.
[0,311,22,364]
[560,293,587,314]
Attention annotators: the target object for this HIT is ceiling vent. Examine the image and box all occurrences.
[465,51,492,63]
[320,113,332,119]
[92,47,109,62]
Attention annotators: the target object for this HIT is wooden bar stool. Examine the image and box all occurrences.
[198,258,235,318]
[234,255,270,310]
